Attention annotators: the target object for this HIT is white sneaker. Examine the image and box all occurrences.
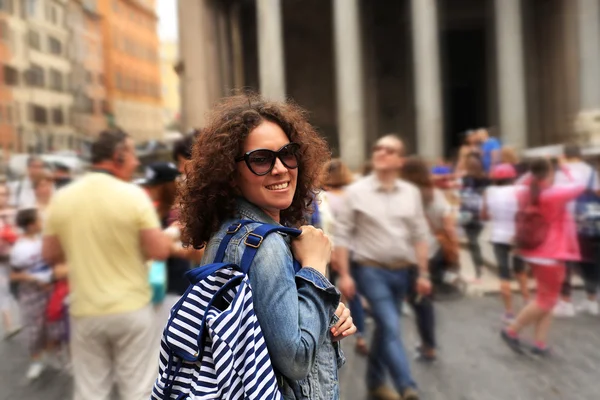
[576,300,599,316]
[553,300,576,318]
[25,361,45,380]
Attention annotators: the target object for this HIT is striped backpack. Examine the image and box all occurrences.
[151,220,301,400]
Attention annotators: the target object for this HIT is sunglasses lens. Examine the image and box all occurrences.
[248,150,275,175]
[279,144,299,169]
[373,145,396,155]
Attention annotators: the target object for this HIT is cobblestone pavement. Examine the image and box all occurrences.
[1,294,599,400]
[340,293,600,400]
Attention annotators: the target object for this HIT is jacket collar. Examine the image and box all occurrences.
[235,197,281,226]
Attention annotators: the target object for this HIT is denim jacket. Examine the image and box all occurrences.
[201,198,345,400]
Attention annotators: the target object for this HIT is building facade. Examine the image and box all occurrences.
[178,0,600,170]
[97,0,162,142]
[159,40,179,130]
[9,0,74,153]
[0,0,16,157]
[67,0,106,146]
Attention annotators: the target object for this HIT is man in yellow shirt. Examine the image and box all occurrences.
[42,130,171,400]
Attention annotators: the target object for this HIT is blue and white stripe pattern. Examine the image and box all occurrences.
[151,221,302,400]
[151,265,283,399]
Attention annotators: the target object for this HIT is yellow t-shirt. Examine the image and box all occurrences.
[44,172,160,317]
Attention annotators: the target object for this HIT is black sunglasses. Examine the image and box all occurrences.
[235,143,300,176]
[372,144,401,156]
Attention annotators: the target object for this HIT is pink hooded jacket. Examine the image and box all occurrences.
[517,167,585,261]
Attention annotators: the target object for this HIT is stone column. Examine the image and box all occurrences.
[230,1,245,89]
[411,0,443,160]
[217,5,233,94]
[495,0,527,149]
[177,0,218,129]
[333,0,366,170]
[578,0,600,110]
[257,0,286,101]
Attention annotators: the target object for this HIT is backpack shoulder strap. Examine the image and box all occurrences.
[213,219,256,263]
[239,224,302,274]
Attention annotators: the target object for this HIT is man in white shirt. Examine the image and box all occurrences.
[553,144,600,317]
[9,156,46,209]
[334,135,430,400]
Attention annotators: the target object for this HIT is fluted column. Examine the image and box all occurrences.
[333,0,366,170]
[257,0,286,101]
[495,0,527,149]
[578,0,600,110]
[411,0,443,160]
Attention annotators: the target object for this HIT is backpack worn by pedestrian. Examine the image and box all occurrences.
[515,185,549,250]
[151,220,301,400]
[575,171,600,238]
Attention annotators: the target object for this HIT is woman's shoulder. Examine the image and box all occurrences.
[206,219,292,262]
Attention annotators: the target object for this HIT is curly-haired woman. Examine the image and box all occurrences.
[178,95,356,399]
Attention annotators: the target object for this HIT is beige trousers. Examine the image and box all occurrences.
[71,305,159,400]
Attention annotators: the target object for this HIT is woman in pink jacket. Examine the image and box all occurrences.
[501,158,584,355]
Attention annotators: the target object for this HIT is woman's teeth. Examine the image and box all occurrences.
[266,182,289,190]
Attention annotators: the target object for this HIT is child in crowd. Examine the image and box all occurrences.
[0,182,19,338]
[10,208,52,380]
[482,164,530,323]
[459,154,491,282]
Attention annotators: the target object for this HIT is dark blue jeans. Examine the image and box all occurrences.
[464,223,484,277]
[407,266,436,349]
[355,265,417,392]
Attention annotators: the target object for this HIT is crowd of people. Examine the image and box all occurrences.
[0,94,597,400]
[447,130,599,358]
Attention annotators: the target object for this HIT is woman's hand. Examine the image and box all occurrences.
[331,302,356,341]
[291,226,331,276]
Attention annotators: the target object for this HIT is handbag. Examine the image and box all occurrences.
[149,260,167,304]
[435,229,459,265]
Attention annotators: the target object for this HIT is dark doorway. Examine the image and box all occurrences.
[442,28,488,157]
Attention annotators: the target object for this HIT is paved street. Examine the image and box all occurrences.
[340,293,600,400]
[1,293,599,400]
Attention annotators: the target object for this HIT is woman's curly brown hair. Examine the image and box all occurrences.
[179,94,331,249]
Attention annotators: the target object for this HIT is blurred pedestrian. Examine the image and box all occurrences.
[455,130,481,176]
[401,156,458,362]
[335,135,430,400]
[9,155,45,209]
[0,182,19,339]
[41,130,171,400]
[500,146,528,177]
[142,162,203,311]
[172,130,200,176]
[431,164,456,191]
[10,208,52,380]
[53,162,72,190]
[553,144,600,317]
[502,159,584,356]
[459,153,490,281]
[324,158,369,356]
[169,95,354,398]
[481,164,530,323]
[33,171,55,220]
[476,127,501,173]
